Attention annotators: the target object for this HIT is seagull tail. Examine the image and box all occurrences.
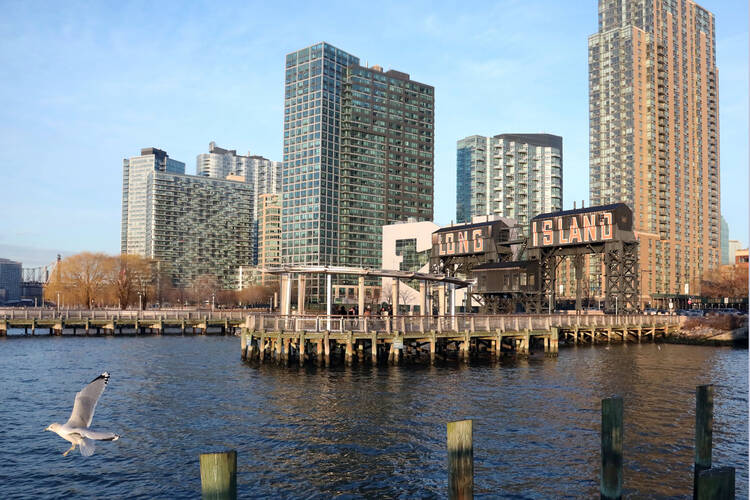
[80,438,96,457]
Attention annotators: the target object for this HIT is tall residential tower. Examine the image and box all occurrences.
[283,42,434,300]
[588,0,720,301]
[456,134,562,228]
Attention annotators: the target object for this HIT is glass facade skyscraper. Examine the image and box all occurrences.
[283,43,434,301]
[339,65,434,269]
[282,43,359,272]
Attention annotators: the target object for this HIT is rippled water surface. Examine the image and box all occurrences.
[0,335,746,499]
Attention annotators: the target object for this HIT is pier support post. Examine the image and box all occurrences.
[551,327,559,355]
[298,333,306,366]
[601,396,623,500]
[430,333,436,365]
[247,334,255,360]
[345,332,354,366]
[323,332,331,366]
[694,385,714,498]
[241,330,248,360]
[460,333,470,363]
[258,337,265,364]
[199,450,237,500]
[371,334,378,365]
[696,467,735,500]
[447,419,473,500]
[316,339,324,365]
[282,338,290,364]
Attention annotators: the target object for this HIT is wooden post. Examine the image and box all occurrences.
[430,333,436,365]
[298,333,305,366]
[241,330,247,360]
[345,332,354,366]
[696,467,735,500]
[601,396,623,500]
[447,419,473,500]
[323,332,331,366]
[694,384,714,498]
[199,450,237,500]
[371,333,378,364]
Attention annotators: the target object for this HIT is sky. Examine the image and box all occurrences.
[0,0,747,267]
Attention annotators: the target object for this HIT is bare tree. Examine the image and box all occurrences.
[701,265,748,298]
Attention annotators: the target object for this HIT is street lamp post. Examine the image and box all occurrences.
[138,292,142,311]
[57,292,60,312]
[212,293,215,311]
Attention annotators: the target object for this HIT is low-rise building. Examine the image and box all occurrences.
[0,258,22,304]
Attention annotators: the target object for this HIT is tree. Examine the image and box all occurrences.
[45,252,114,307]
[113,254,154,309]
[190,274,220,306]
[700,265,748,298]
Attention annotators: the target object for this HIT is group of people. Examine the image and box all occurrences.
[335,304,394,317]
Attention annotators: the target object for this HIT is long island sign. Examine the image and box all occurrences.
[529,203,633,248]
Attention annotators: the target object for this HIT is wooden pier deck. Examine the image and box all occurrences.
[0,309,247,336]
[240,314,682,365]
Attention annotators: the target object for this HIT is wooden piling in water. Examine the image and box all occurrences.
[694,384,714,498]
[696,467,735,500]
[447,419,473,500]
[601,396,623,500]
[199,450,237,500]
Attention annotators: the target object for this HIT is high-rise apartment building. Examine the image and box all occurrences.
[122,148,253,289]
[283,42,359,277]
[257,193,281,285]
[456,134,562,227]
[283,42,434,300]
[340,65,434,269]
[196,142,281,264]
[588,0,720,301]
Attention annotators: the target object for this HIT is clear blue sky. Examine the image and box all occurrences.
[0,0,747,267]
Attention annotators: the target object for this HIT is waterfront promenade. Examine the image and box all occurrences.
[1,309,681,362]
[240,313,682,364]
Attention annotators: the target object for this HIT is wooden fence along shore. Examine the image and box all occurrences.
[239,313,682,365]
[198,385,736,499]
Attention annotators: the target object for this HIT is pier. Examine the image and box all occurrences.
[239,313,682,365]
[0,308,247,336]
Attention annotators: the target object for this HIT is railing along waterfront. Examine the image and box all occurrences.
[0,308,251,321]
[244,313,683,334]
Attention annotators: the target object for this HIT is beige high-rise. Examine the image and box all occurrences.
[589,0,720,304]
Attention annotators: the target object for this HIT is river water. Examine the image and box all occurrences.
[0,335,746,499]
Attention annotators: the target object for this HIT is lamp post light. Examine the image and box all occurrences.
[138,292,142,311]
[57,292,60,312]
[212,293,216,311]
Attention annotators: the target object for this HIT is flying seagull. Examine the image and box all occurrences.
[45,372,120,457]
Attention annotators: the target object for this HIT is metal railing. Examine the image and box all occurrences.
[0,308,249,321]
[246,314,682,334]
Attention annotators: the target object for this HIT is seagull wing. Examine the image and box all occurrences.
[65,372,110,429]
